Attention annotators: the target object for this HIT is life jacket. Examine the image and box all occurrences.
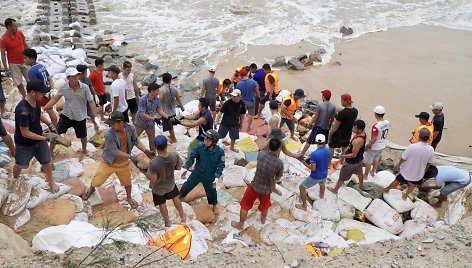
[264,71,280,95]
[411,123,434,145]
[147,225,192,260]
[218,78,228,95]
[280,94,299,119]
[233,66,245,84]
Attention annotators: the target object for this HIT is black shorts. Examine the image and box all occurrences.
[259,92,279,104]
[127,98,138,114]
[395,173,423,186]
[57,114,87,138]
[97,94,107,106]
[122,110,130,123]
[161,116,174,132]
[329,135,350,149]
[307,126,329,144]
[153,185,180,205]
[280,118,295,132]
[0,119,7,136]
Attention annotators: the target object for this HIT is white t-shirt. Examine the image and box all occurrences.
[110,78,128,112]
[371,119,391,150]
[435,166,470,186]
[119,72,135,100]
[400,142,434,181]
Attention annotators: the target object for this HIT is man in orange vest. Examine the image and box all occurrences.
[231,66,250,88]
[257,63,281,117]
[410,112,434,145]
[280,88,305,141]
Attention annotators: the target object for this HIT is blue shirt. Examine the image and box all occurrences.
[135,94,160,128]
[309,146,330,180]
[28,63,51,89]
[435,166,470,186]
[236,78,258,103]
[14,99,43,146]
[184,143,225,179]
[252,68,266,93]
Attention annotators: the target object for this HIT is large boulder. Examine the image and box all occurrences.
[287,58,306,71]
[272,56,287,67]
[0,223,32,258]
[340,26,354,36]
[180,79,199,92]
[142,74,157,86]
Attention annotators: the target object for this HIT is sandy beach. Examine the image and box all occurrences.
[218,24,472,157]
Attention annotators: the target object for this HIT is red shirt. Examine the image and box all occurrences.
[89,69,105,95]
[1,31,26,64]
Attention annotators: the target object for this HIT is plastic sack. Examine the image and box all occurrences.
[261,223,290,245]
[14,209,31,230]
[54,158,84,177]
[270,184,295,205]
[312,191,340,222]
[222,165,248,188]
[290,206,322,223]
[52,163,70,181]
[337,187,372,211]
[370,170,396,187]
[182,100,200,116]
[235,137,259,153]
[187,220,213,260]
[3,178,32,216]
[336,218,399,244]
[399,219,427,238]
[383,189,414,213]
[411,199,438,225]
[337,199,355,219]
[365,199,404,235]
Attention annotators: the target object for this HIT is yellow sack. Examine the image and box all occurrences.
[235,137,259,153]
[148,225,192,260]
[285,141,301,152]
[245,161,257,169]
[346,229,365,242]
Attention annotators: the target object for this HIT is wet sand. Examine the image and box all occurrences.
[217,24,472,157]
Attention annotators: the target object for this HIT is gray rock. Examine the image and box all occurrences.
[191,59,205,66]
[135,56,149,64]
[287,58,306,71]
[297,54,308,62]
[95,35,104,44]
[72,30,82,37]
[272,56,286,67]
[98,46,110,53]
[316,48,327,55]
[340,26,354,36]
[125,53,138,58]
[39,33,51,42]
[103,55,113,63]
[180,79,199,92]
[143,62,159,70]
[377,158,395,172]
[142,74,157,86]
[103,30,116,35]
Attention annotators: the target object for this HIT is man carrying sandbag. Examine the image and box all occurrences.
[179,129,225,215]
[82,111,155,209]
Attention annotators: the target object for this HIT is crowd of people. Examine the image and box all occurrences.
[0,17,469,228]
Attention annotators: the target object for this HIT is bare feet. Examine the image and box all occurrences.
[231,221,244,230]
[180,213,187,224]
[128,198,139,209]
[261,214,267,224]
[295,203,307,211]
[328,187,338,195]
[164,218,171,227]
[49,182,60,193]
[230,147,240,153]
[82,187,95,200]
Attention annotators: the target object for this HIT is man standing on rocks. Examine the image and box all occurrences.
[82,112,155,209]
[249,63,265,116]
[146,135,187,227]
[430,102,445,150]
[180,129,225,215]
[231,138,283,230]
[14,80,59,193]
[410,112,434,145]
[215,89,246,153]
[119,61,140,124]
[200,66,220,119]
[280,88,305,141]
[76,64,99,131]
[363,105,391,178]
[106,65,129,122]
[300,90,336,156]
[296,134,330,210]
[44,67,97,155]
[23,48,57,126]
[329,120,367,194]
[381,128,434,200]
[159,72,184,143]
[89,58,106,121]
[328,94,358,164]
[257,63,280,117]
[1,18,28,101]
[236,68,259,131]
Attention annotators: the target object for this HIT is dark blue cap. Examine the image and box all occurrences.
[154,135,167,148]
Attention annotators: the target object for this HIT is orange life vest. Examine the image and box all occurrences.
[411,123,434,145]
[147,225,192,260]
[265,71,280,95]
[218,78,228,95]
[280,94,300,119]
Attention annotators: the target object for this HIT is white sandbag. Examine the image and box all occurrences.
[224,149,246,166]
[261,223,290,245]
[182,100,200,116]
[270,184,295,205]
[4,88,23,112]
[275,90,291,103]
[365,199,404,235]
[59,194,85,213]
[187,220,213,260]
[300,222,349,248]
[245,169,256,183]
[312,193,340,222]
[336,218,400,244]
[71,142,96,153]
[290,206,322,223]
[3,178,32,216]
[55,158,84,177]
[399,219,427,238]
[371,170,396,187]
[278,195,298,210]
[261,102,271,123]
[222,166,248,188]
[383,189,414,213]
[337,199,355,219]
[0,171,8,206]
[73,212,89,222]
[337,187,372,211]
[411,199,438,225]
[47,184,72,200]
[14,209,31,230]
[26,187,49,209]
[0,187,7,207]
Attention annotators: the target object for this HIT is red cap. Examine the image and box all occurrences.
[239,68,248,76]
[321,89,331,99]
[341,93,353,104]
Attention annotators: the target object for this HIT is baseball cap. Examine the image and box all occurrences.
[65,67,79,77]
[315,134,326,144]
[415,112,430,121]
[429,102,443,110]
[154,135,168,148]
[105,111,125,125]
[104,65,121,74]
[373,105,385,114]
[294,88,305,97]
[26,80,50,93]
[208,66,216,72]
[239,68,248,76]
[269,100,279,110]
[418,128,431,141]
[321,89,331,99]
[341,93,353,104]
[230,89,241,97]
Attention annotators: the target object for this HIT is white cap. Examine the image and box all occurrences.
[230,89,241,96]
[208,66,216,72]
[429,102,443,110]
[65,67,79,77]
[373,105,385,114]
[315,134,326,143]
